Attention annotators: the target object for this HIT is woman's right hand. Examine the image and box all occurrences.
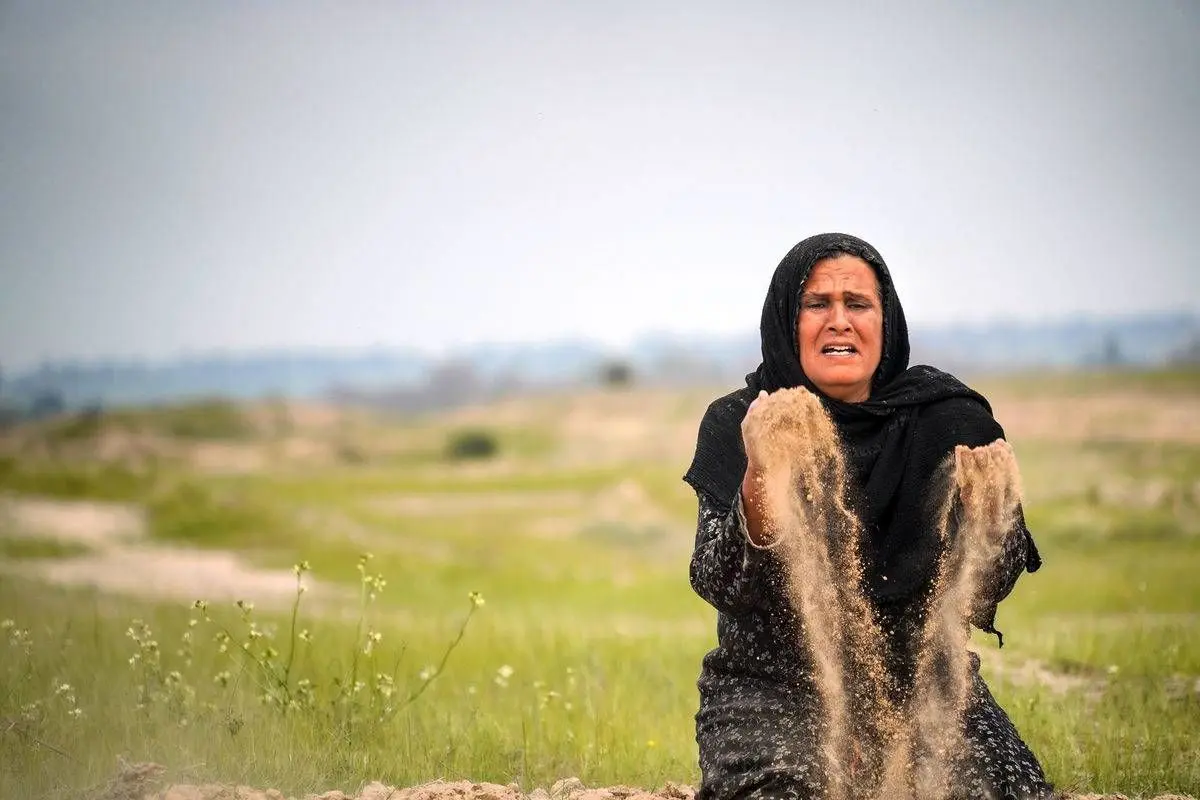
[739,390,776,546]
[740,389,771,475]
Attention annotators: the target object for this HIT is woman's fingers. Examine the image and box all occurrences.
[952,440,1022,542]
[746,389,769,415]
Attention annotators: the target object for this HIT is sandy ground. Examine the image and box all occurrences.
[94,763,1197,800]
[0,495,330,606]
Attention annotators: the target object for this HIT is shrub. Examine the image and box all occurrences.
[445,429,499,461]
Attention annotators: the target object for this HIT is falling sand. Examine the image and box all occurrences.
[743,387,897,798]
[744,387,1024,800]
[878,440,1024,799]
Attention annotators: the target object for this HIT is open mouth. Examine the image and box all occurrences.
[821,344,858,357]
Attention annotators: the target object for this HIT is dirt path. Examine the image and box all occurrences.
[0,495,330,606]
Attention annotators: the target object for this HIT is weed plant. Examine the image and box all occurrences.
[1,557,487,798]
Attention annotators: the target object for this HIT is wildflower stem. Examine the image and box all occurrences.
[395,598,479,713]
[2,717,79,763]
[347,577,365,708]
[282,569,304,703]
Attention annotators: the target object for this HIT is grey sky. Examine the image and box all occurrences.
[2,1,1198,370]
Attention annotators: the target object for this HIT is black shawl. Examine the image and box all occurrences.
[684,232,1040,601]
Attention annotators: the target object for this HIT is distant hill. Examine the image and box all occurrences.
[2,350,427,412]
[2,312,1197,414]
[909,312,1200,374]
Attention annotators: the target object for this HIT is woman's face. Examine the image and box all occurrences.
[796,255,883,403]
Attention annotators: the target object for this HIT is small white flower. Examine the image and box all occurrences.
[497,664,514,679]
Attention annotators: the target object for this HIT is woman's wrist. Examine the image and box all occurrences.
[740,464,778,547]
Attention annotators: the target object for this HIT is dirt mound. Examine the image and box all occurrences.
[98,771,1197,800]
[98,768,699,800]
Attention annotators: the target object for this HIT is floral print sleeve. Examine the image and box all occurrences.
[689,490,776,616]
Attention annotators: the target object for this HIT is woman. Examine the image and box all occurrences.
[684,233,1050,799]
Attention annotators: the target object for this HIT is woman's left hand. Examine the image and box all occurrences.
[953,439,1022,542]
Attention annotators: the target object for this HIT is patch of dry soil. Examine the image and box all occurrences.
[95,764,1196,800]
[991,393,1200,444]
[0,495,333,606]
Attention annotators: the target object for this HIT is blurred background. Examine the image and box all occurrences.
[1,3,1198,797]
[1,1,1197,415]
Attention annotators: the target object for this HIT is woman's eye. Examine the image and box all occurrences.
[803,300,827,310]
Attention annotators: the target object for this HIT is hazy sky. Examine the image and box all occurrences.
[2,1,1198,369]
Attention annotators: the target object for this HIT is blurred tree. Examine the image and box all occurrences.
[1101,334,1123,367]
[599,359,634,388]
[29,388,66,419]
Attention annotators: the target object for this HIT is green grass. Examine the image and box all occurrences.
[0,537,90,560]
[145,479,296,549]
[0,577,708,798]
[1,373,1199,797]
[0,457,156,502]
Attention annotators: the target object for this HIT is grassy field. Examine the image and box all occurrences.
[1,371,1197,798]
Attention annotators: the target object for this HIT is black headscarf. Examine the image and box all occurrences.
[684,232,1040,602]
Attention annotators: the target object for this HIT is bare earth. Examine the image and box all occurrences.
[97,764,1196,800]
[0,495,335,606]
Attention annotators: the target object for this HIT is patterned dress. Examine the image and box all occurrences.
[690,491,1053,800]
